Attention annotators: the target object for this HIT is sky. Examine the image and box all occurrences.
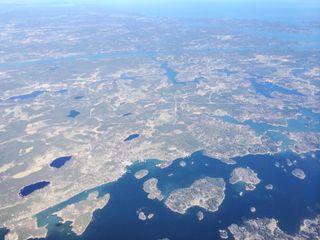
[0,0,319,20]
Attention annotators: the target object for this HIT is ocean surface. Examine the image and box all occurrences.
[33,150,320,240]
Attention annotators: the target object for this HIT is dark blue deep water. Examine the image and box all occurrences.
[33,150,320,240]
[50,156,72,168]
[0,229,9,240]
[19,181,50,197]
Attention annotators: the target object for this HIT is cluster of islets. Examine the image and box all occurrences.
[135,164,317,240]
[137,210,154,221]
[136,165,265,222]
[226,215,320,240]
[137,169,226,220]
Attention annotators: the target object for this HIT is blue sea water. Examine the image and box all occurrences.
[50,156,72,168]
[19,181,50,197]
[0,229,9,240]
[265,131,294,150]
[215,107,320,152]
[33,150,320,240]
[244,113,320,134]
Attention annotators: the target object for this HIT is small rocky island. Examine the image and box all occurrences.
[197,211,204,221]
[219,229,229,239]
[179,160,186,167]
[134,169,149,179]
[229,167,261,191]
[265,184,273,190]
[143,178,164,201]
[291,168,306,180]
[137,210,154,221]
[164,177,226,214]
[138,211,147,221]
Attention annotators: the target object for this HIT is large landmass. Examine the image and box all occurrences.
[0,3,319,240]
[52,192,110,236]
